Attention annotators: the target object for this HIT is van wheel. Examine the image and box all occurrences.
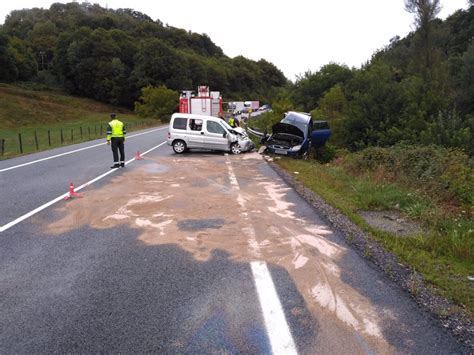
[230,142,241,155]
[173,140,187,154]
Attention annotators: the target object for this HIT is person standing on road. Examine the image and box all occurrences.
[228,115,239,128]
[106,113,126,168]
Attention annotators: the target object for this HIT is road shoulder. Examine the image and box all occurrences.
[267,160,473,351]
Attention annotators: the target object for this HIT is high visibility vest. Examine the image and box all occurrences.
[229,117,235,127]
[107,119,126,140]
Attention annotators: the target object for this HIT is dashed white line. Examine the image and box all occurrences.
[251,261,298,355]
[0,141,167,233]
[226,157,297,354]
[0,127,167,172]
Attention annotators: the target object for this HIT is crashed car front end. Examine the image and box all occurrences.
[264,122,307,157]
[230,127,255,152]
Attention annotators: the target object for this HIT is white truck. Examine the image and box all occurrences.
[228,101,245,113]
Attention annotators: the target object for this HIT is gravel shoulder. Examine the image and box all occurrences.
[267,160,474,351]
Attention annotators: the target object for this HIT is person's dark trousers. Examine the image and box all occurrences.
[111,137,125,167]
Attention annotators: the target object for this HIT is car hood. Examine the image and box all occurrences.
[271,122,304,138]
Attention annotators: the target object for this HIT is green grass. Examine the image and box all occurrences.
[277,158,474,314]
[0,83,161,159]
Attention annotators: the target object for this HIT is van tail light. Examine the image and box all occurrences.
[167,132,170,139]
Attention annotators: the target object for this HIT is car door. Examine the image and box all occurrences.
[187,118,204,148]
[203,120,229,151]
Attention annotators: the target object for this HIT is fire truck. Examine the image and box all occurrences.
[179,86,223,118]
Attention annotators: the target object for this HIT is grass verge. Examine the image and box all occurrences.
[276,157,473,315]
[0,83,161,159]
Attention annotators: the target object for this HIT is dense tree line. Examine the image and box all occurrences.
[290,2,473,155]
[0,2,287,106]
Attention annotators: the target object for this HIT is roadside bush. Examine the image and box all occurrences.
[313,143,337,163]
[344,145,474,207]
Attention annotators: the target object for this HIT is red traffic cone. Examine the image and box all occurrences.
[64,182,83,200]
[135,151,143,160]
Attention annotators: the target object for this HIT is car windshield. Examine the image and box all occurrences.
[280,118,308,138]
[221,121,233,131]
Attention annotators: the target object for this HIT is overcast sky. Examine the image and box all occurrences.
[0,0,469,80]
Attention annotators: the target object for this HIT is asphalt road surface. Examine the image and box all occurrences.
[0,127,466,353]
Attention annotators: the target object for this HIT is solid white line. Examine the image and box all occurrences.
[0,127,167,172]
[0,141,167,233]
[251,261,298,355]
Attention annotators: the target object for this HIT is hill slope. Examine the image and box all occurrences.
[0,83,134,128]
[0,83,155,158]
[0,2,287,106]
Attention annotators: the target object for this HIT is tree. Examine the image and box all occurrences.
[8,36,37,80]
[292,63,353,111]
[404,0,441,77]
[311,84,347,121]
[0,32,18,82]
[134,85,178,120]
[27,21,59,69]
[131,39,191,91]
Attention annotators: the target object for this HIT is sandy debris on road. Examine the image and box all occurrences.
[48,152,393,352]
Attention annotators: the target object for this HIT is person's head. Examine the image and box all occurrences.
[110,113,117,119]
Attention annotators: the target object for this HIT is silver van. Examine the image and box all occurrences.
[167,113,254,154]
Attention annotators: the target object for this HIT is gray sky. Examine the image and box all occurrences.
[0,0,469,80]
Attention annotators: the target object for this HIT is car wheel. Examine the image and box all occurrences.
[172,140,187,154]
[230,142,241,155]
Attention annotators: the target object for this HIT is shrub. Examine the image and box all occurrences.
[134,85,177,121]
[313,143,337,163]
[344,145,474,207]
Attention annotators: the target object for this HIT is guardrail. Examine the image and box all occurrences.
[246,126,266,139]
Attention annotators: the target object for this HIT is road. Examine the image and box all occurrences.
[0,127,465,353]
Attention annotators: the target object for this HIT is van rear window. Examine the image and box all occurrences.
[173,117,187,130]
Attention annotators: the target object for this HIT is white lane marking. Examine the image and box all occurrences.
[226,158,260,257]
[0,141,167,233]
[227,158,295,353]
[226,161,239,189]
[251,261,298,355]
[0,127,167,172]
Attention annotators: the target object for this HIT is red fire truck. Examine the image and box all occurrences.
[179,86,223,117]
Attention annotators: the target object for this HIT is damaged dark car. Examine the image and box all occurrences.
[262,111,313,158]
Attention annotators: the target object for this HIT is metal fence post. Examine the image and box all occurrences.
[60,129,64,144]
[95,125,97,136]
[88,126,90,139]
[34,131,39,150]
[48,130,51,146]
[71,128,74,142]
[0,139,4,156]
[80,127,83,140]
[100,125,103,136]
[18,133,23,153]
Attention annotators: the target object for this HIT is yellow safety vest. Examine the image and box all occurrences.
[229,117,235,127]
[107,119,126,141]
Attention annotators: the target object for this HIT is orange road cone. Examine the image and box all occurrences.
[64,182,83,200]
[135,151,143,160]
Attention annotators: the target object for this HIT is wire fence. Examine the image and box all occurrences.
[0,120,159,159]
